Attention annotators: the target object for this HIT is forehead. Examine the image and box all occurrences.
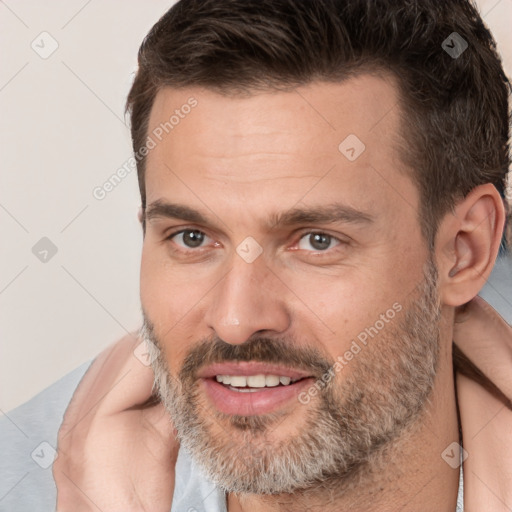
[144,75,418,225]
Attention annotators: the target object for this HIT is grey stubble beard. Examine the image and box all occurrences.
[141,259,440,500]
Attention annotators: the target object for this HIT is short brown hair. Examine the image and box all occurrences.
[126,0,510,248]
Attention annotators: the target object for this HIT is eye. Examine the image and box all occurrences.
[297,232,341,251]
[169,229,212,249]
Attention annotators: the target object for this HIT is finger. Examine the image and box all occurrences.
[144,402,178,441]
[59,332,154,435]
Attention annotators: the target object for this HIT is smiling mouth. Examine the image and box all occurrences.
[201,374,315,416]
[214,373,306,392]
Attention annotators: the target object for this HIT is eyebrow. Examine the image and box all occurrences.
[144,199,374,229]
[268,204,374,229]
[145,200,209,224]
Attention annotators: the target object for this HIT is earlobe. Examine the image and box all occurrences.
[437,184,505,307]
[138,206,143,224]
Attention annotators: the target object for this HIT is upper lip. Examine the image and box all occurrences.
[197,362,312,380]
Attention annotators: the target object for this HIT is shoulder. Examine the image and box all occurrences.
[0,359,92,510]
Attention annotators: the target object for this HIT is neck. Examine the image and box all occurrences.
[227,341,460,512]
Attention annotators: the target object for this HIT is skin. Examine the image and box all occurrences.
[53,73,506,511]
[138,74,504,511]
[53,296,512,511]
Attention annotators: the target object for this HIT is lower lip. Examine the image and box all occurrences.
[201,377,314,416]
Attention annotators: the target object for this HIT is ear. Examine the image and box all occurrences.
[436,184,506,307]
[137,206,143,224]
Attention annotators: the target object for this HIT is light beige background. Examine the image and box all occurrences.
[1,0,511,411]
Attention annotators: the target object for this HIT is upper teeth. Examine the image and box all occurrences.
[215,374,295,387]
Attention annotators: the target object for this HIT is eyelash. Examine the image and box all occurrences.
[163,229,216,256]
[165,228,348,254]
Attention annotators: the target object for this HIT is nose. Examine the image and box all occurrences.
[204,255,291,345]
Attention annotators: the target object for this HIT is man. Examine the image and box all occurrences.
[1,0,511,510]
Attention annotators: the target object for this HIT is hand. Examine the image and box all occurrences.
[453,295,512,400]
[455,296,512,510]
[53,332,178,512]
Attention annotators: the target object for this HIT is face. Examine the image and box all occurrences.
[140,76,441,494]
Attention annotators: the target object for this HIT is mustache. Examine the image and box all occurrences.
[178,335,333,382]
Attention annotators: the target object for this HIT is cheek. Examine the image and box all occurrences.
[140,246,210,371]
[310,288,387,357]
[293,265,416,359]
[141,245,204,317]
[140,248,154,305]
[140,247,170,319]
